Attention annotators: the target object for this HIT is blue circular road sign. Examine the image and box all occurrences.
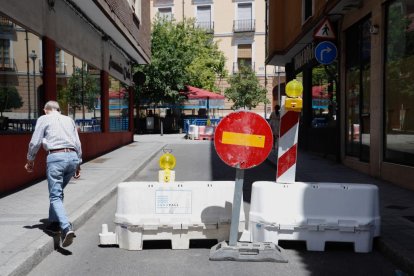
[315,41,337,65]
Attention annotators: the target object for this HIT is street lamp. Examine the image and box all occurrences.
[29,50,37,118]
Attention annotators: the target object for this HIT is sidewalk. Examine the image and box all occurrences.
[268,150,414,275]
[0,134,187,276]
[1,134,414,275]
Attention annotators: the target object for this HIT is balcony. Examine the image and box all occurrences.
[0,17,15,33]
[232,62,255,74]
[0,57,17,72]
[195,21,214,34]
[233,19,255,33]
[56,62,67,75]
[39,61,67,75]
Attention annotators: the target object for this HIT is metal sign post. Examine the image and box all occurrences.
[229,167,243,246]
[209,111,288,262]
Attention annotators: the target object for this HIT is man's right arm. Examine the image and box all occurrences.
[25,117,45,172]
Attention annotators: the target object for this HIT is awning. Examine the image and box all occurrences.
[182,86,225,99]
[179,86,225,109]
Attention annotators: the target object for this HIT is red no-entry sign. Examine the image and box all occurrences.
[214,111,273,169]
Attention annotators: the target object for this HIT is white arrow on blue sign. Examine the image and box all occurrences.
[315,41,337,65]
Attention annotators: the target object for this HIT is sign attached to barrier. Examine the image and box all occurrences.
[214,111,273,169]
[155,190,192,214]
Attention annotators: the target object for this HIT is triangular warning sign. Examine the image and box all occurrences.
[313,19,336,40]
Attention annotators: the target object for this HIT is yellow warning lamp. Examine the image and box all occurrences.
[159,152,176,183]
[285,79,303,112]
[159,152,176,170]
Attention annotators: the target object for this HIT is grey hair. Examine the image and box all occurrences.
[44,101,60,111]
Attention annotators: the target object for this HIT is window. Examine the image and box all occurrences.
[345,17,371,161]
[0,39,10,69]
[55,48,66,75]
[108,76,129,132]
[384,0,414,166]
[234,3,255,32]
[311,63,338,129]
[0,15,43,133]
[302,0,313,23]
[132,0,142,24]
[56,50,101,132]
[234,44,252,73]
[158,7,173,21]
[196,6,213,32]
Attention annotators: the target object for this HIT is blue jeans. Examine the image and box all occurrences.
[46,151,79,230]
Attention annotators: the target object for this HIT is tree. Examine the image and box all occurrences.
[224,63,269,110]
[134,17,227,107]
[58,64,99,119]
[0,86,23,117]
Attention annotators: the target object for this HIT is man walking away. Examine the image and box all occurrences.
[25,101,82,248]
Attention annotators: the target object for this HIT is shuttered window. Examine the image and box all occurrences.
[238,3,252,20]
[197,6,211,23]
[238,44,252,59]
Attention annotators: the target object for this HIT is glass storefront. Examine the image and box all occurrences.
[56,49,101,132]
[311,62,338,129]
[108,76,129,132]
[384,0,414,166]
[0,15,43,133]
[345,17,371,161]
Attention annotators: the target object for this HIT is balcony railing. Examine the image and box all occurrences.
[56,62,67,75]
[39,61,67,75]
[195,21,214,34]
[0,17,15,32]
[232,62,255,74]
[0,57,17,72]
[233,19,255,33]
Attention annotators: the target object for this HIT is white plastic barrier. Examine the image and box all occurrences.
[249,181,380,253]
[100,181,245,250]
[188,125,199,140]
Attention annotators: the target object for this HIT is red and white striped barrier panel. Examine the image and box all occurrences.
[276,96,300,183]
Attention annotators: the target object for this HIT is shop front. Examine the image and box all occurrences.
[0,1,150,194]
[266,0,414,189]
[288,40,340,160]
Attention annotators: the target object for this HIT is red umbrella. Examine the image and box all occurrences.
[182,86,225,99]
[312,85,329,98]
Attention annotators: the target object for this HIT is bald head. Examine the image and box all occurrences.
[44,101,61,112]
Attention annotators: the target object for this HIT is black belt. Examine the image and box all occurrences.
[49,148,76,154]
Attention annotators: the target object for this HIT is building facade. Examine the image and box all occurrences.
[266,0,414,189]
[0,0,151,193]
[150,0,284,118]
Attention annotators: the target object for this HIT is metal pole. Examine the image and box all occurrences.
[278,69,281,105]
[25,31,31,120]
[33,60,36,118]
[264,66,267,119]
[229,167,244,246]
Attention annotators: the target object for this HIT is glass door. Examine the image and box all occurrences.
[345,17,371,161]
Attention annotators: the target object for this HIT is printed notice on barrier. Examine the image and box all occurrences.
[155,190,192,214]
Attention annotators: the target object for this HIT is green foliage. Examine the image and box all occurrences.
[0,86,23,117]
[224,63,268,110]
[58,65,99,118]
[385,2,414,97]
[134,17,227,106]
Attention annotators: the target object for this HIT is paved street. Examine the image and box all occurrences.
[28,142,398,276]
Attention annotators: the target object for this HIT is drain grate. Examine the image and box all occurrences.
[385,205,409,210]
